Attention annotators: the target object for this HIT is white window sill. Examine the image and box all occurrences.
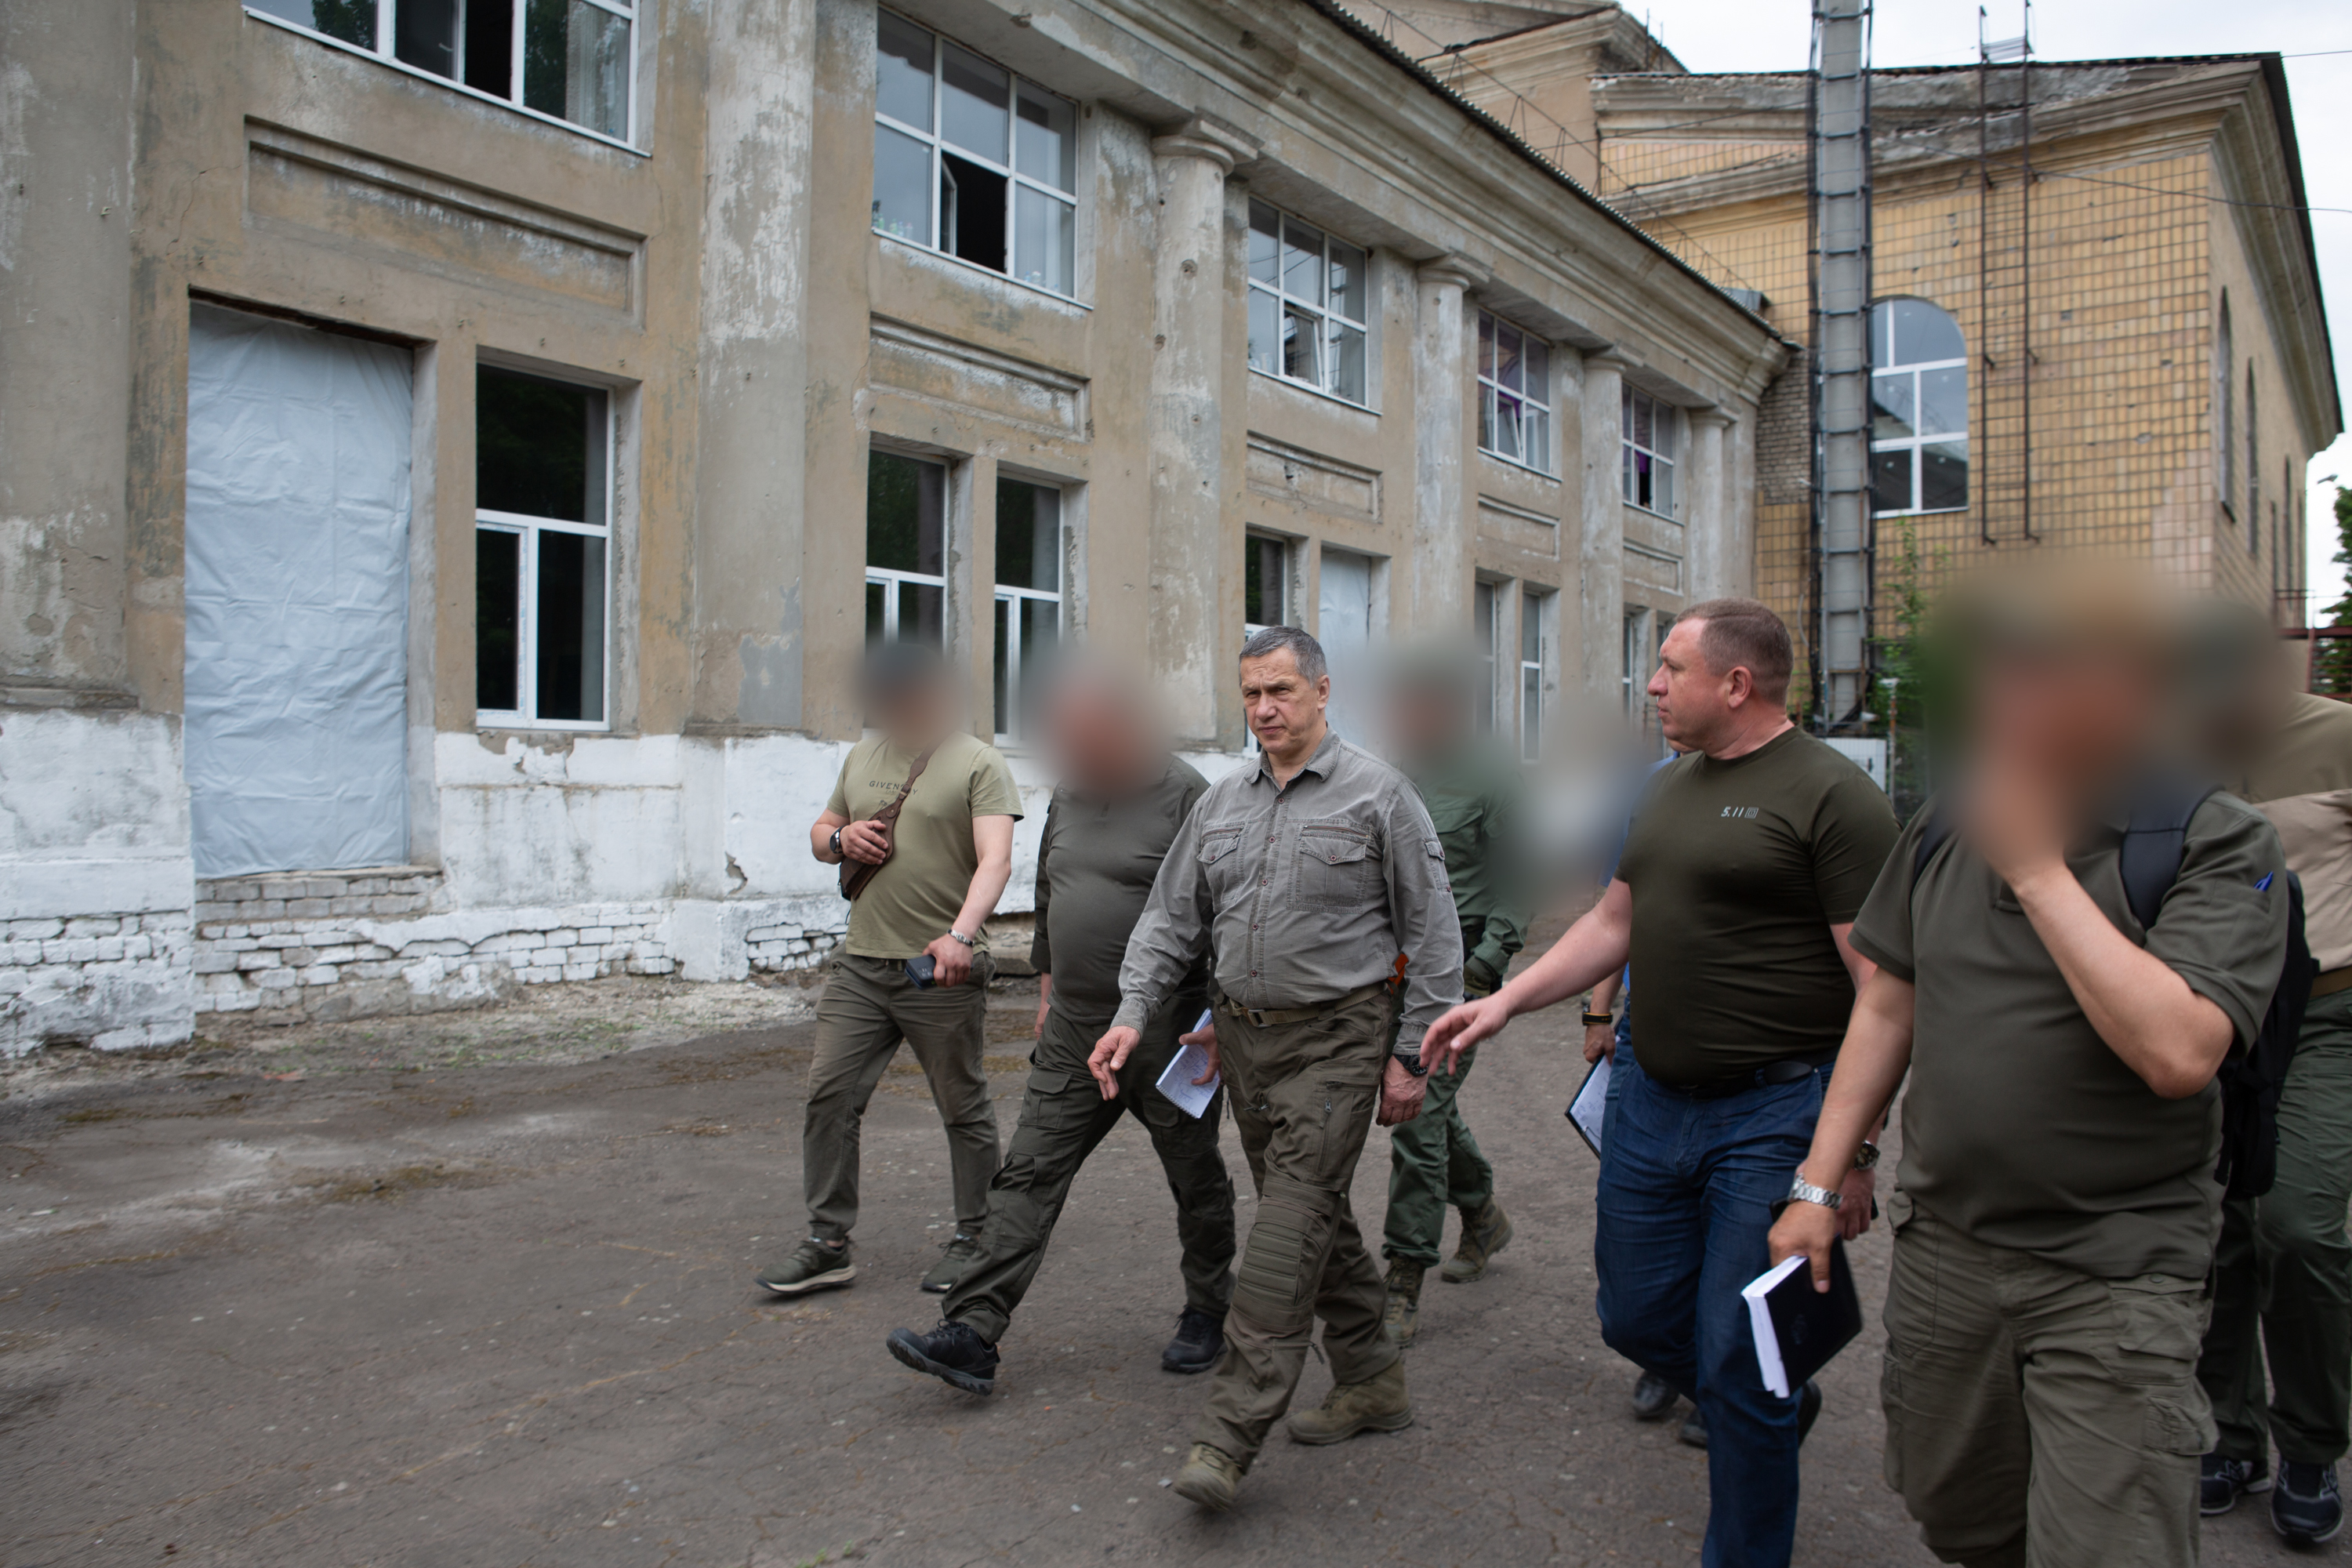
[875,230,1090,312]
[476,718,615,735]
[245,9,645,157]
[1247,365,1376,416]
[1873,505,1969,519]
[1478,447,1558,482]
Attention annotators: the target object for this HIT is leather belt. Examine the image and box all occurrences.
[1650,1051,1838,1101]
[2314,967,2352,1000]
[1218,978,1392,1029]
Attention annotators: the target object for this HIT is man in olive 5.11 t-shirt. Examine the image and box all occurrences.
[1425,598,1896,1568]
[756,644,1025,1300]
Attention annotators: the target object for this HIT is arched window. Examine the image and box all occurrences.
[2216,292,2235,510]
[1870,298,1969,515]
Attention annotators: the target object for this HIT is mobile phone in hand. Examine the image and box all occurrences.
[904,954,937,989]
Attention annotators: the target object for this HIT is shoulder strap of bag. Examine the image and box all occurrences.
[2117,778,2217,932]
[840,743,939,902]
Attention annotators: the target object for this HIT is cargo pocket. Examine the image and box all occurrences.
[1309,1076,1380,1187]
[1007,1068,1094,1162]
[1295,822,1377,910]
[2143,1390,2217,1457]
[2103,1273,2209,1385]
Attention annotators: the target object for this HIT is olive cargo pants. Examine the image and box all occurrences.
[945,1000,1236,1344]
[802,953,1000,1244]
[1880,1195,2213,1568]
[1384,938,1497,1265]
[2198,986,2352,1467]
[1196,985,1399,1465]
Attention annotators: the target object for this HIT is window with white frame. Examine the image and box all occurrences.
[872,10,1077,297]
[1247,201,1370,406]
[1243,532,1291,636]
[1478,313,1552,474]
[866,451,946,648]
[247,0,633,142]
[476,367,612,727]
[994,477,1061,742]
[1473,581,1499,734]
[1621,387,1679,517]
[1869,298,1969,516]
[1519,590,1547,763]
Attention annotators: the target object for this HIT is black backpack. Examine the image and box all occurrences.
[1913,782,2314,1201]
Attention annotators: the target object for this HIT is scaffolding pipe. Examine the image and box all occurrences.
[1810,0,1873,726]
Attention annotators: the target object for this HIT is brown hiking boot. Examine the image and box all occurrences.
[1171,1443,1245,1511]
[1285,1358,1414,1445]
[1442,1198,1513,1283]
[1383,1259,1425,1348]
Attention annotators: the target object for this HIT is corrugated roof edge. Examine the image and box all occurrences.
[1597,52,2335,430]
[1291,0,1792,348]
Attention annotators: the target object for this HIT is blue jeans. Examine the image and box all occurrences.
[1595,1052,1822,1568]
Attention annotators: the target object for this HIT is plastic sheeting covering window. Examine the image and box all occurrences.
[184,305,413,878]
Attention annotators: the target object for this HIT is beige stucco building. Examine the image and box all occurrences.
[0,0,1780,1048]
[1396,0,2339,717]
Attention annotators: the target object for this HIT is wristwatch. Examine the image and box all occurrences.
[1581,1011,1613,1027]
[1785,1173,1843,1211]
[946,928,977,947]
[1853,1141,1881,1170]
[1395,1049,1430,1078]
[829,827,844,859]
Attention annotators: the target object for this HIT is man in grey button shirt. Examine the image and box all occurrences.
[1090,625,1464,1511]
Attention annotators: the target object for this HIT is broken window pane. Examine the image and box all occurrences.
[477,528,521,712]
[873,123,931,243]
[524,0,630,140]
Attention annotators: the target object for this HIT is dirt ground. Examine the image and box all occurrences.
[0,971,2331,1567]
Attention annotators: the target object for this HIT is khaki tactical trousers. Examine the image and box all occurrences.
[802,952,1000,1243]
[1196,985,1398,1464]
[1881,1194,2213,1568]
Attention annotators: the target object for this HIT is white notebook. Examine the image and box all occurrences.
[1155,1011,1221,1119]
[1567,1054,1610,1155]
[1743,1255,1809,1399]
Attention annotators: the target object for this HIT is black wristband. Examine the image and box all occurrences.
[1396,1051,1430,1078]
[1581,1011,1613,1027]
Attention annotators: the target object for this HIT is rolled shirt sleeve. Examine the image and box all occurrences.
[1385,786,1465,1050]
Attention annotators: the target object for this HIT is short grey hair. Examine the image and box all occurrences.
[1240,624,1328,682]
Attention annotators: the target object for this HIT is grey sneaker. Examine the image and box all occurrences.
[920,1231,985,1294]
[756,1236,855,1297]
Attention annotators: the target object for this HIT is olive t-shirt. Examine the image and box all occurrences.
[1849,792,2288,1279]
[1030,759,1210,1032]
[826,731,1024,960]
[1613,728,1900,1085]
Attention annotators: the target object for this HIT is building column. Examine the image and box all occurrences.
[1686,408,1735,602]
[1145,120,1252,745]
[1578,350,1631,701]
[1410,256,1486,632]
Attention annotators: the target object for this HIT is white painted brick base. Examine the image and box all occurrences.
[0,911,196,1051]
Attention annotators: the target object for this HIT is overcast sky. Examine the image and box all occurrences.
[1635,0,2352,616]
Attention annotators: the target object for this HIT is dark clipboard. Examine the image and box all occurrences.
[1563,1054,1610,1156]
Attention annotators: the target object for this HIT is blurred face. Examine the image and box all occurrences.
[1972,644,2161,789]
[1387,684,1461,760]
[870,676,951,746]
[1045,682,1147,796]
[1240,648,1330,758]
[1650,619,1738,751]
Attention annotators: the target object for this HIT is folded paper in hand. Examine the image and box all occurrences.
[1566,1055,1610,1155]
[1155,1011,1220,1120]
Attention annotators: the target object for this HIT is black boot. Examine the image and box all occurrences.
[886,1319,1000,1395]
[1162,1306,1225,1374]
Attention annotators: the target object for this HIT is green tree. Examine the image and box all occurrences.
[2315,483,2352,697]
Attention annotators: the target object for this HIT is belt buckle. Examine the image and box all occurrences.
[1246,1007,1270,1027]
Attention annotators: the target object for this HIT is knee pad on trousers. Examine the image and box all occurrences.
[1233,1173,1334,1334]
